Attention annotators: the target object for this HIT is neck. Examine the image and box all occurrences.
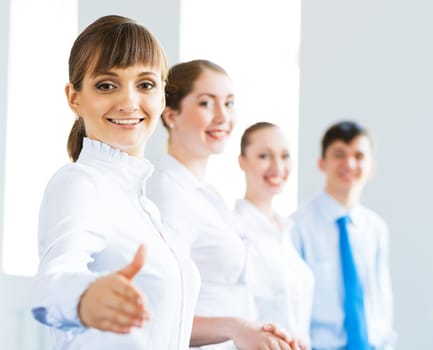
[325,186,361,209]
[168,143,208,181]
[245,192,279,226]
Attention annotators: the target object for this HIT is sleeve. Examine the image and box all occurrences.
[376,220,397,347]
[30,167,108,331]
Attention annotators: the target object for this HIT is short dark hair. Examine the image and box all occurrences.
[321,121,372,158]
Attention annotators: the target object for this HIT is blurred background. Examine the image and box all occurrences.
[0,0,431,348]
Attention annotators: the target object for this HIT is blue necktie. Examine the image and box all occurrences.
[336,215,371,350]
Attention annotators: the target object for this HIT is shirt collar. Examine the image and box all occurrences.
[156,153,205,190]
[317,190,362,226]
[78,137,154,193]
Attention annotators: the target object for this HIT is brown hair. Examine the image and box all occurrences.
[240,121,278,156]
[163,59,228,128]
[67,15,168,161]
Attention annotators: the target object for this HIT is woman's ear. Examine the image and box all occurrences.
[65,83,80,114]
[162,106,178,129]
[238,154,246,171]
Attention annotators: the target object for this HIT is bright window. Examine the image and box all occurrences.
[2,0,78,276]
[180,0,301,213]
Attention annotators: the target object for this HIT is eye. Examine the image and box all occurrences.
[96,82,117,91]
[138,81,155,90]
[199,100,214,108]
[355,153,365,160]
[225,100,235,108]
[258,153,270,160]
[282,153,290,160]
[333,151,346,159]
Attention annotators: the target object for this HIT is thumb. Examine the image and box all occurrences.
[118,244,146,280]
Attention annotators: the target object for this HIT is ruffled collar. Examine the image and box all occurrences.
[78,138,154,193]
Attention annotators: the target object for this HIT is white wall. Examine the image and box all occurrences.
[0,0,10,269]
[298,0,433,348]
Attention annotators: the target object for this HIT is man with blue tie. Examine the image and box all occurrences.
[291,121,396,350]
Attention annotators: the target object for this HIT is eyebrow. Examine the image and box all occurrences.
[196,93,235,99]
[90,71,159,79]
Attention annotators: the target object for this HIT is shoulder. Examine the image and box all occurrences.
[291,195,321,224]
[146,167,194,228]
[147,167,185,205]
[358,205,390,241]
[45,163,98,195]
[41,163,103,215]
[360,206,388,230]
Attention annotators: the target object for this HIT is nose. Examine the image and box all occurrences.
[345,156,357,169]
[118,86,139,113]
[271,156,288,174]
[213,102,233,124]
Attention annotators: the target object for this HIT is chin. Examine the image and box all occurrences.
[209,145,227,155]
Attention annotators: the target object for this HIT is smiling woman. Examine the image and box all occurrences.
[30,15,200,350]
[66,65,165,159]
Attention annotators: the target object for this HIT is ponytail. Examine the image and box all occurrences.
[67,118,86,162]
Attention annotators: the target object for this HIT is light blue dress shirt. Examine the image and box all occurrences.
[31,138,200,350]
[291,191,396,350]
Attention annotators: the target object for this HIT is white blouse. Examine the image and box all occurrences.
[147,154,257,350]
[31,138,200,350]
[234,199,314,345]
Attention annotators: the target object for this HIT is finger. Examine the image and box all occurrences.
[277,338,292,350]
[118,244,146,280]
[99,318,133,334]
[262,324,292,343]
[104,307,142,327]
[267,336,280,350]
[103,293,150,321]
[111,276,145,304]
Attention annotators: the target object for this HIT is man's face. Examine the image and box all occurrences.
[319,135,375,197]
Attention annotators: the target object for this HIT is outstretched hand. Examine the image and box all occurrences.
[78,244,150,333]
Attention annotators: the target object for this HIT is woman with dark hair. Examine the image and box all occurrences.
[31,15,199,349]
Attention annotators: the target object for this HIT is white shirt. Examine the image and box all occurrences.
[291,191,396,350]
[31,138,200,350]
[147,154,257,350]
[234,199,314,345]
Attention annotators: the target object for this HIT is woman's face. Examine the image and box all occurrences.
[66,64,165,158]
[239,127,291,198]
[167,69,236,158]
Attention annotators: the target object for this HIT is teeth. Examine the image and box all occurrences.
[208,131,227,138]
[267,177,283,185]
[110,119,141,125]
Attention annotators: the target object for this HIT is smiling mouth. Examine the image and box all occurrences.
[266,176,285,186]
[108,118,144,125]
[206,130,229,139]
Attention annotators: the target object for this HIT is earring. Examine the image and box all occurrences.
[75,114,80,121]
[168,124,174,129]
